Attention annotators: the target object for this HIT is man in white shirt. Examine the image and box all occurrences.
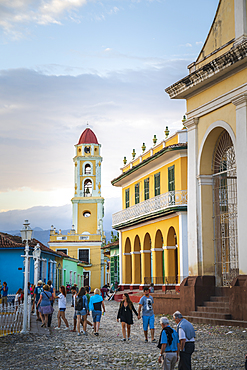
[173,311,195,370]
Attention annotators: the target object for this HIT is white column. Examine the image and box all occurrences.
[197,175,213,276]
[49,260,53,282]
[53,261,57,289]
[119,230,122,285]
[178,211,188,279]
[34,258,40,286]
[72,202,78,234]
[185,117,200,275]
[232,93,247,274]
[234,0,247,44]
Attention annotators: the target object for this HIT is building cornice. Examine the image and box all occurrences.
[165,40,247,100]
[111,144,187,186]
[232,93,247,109]
[112,206,187,230]
[185,118,199,131]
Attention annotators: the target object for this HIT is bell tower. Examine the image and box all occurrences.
[72,128,104,236]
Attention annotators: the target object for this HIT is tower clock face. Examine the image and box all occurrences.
[84,146,91,154]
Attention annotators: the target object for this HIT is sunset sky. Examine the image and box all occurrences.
[0,0,219,231]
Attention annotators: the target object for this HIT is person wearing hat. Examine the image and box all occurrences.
[157,317,179,370]
[33,280,43,321]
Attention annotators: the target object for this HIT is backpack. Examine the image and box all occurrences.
[75,296,85,311]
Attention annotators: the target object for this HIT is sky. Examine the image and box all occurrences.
[0,0,219,231]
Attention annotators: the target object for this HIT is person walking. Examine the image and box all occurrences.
[173,311,195,370]
[89,288,105,336]
[1,282,8,308]
[117,293,138,341]
[85,286,93,328]
[47,280,55,327]
[37,284,53,328]
[157,316,179,370]
[33,280,43,321]
[138,286,155,342]
[54,286,69,330]
[75,287,88,336]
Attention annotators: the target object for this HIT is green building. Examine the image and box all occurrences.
[102,241,119,286]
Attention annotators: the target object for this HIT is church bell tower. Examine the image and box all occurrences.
[72,128,104,236]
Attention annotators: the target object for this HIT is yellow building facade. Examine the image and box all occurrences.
[166,0,247,286]
[112,129,188,290]
[49,128,105,290]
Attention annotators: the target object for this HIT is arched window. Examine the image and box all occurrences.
[84,179,92,197]
[85,164,91,175]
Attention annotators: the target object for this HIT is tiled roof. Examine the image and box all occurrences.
[102,241,119,249]
[0,233,61,257]
[77,128,99,145]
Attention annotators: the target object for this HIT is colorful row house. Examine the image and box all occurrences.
[0,233,88,294]
[111,128,188,290]
[102,241,120,286]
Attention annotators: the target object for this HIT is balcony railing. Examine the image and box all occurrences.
[112,190,187,227]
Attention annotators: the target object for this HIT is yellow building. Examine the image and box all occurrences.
[49,128,105,290]
[166,0,247,286]
[112,129,188,290]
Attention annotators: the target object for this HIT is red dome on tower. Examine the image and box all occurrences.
[77,128,99,145]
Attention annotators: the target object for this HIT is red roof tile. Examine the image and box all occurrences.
[0,233,61,257]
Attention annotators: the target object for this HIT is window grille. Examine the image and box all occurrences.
[125,188,130,208]
[135,183,140,204]
[213,131,238,287]
[144,178,149,200]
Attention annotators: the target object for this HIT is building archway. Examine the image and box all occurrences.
[199,123,238,286]
[164,227,178,284]
[123,238,132,284]
[153,229,164,285]
[212,130,238,286]
[133,235,141,285]
[142,233,152,285]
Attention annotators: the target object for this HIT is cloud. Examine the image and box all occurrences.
[196,41,203,45]
[0,60,187,217]
[0,0,87,37]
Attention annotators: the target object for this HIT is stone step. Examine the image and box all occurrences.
[197,306,230,314]
[190,311,232,320]
[184,316,247,328]
[210,296,229,303]
[204,301,229,308]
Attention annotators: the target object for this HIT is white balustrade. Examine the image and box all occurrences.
[112,190,187,227]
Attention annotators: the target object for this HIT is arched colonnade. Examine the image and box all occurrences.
[122,226,179,287]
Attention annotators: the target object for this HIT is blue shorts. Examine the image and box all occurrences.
[59,308,66,312]
[92,311,102,323]
[77,309,87,316]
[142,314,155,331]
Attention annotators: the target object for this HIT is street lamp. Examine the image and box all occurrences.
[20,220,33,334]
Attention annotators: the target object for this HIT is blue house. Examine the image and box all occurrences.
[0,233,63,295]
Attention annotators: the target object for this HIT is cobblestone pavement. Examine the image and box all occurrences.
[0,298,247,369]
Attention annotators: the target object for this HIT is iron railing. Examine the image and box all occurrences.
[112,190,187,227]
[0,296,31,336]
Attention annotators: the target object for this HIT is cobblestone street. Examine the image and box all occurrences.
[0,299,247,369]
